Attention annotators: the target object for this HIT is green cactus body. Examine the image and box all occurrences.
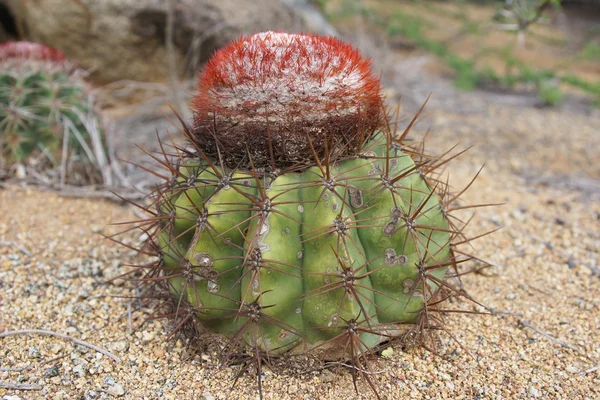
[130,32,482,375]
[0,42,105,184]
[157,133,451,355]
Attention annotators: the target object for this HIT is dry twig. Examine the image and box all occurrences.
[518,319,580,353]
[0,240,32,257]
[0,329,121,363]
[581,364,600,376]
[0,381,44,390]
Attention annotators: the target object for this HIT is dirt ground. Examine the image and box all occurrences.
[2,5,600,400]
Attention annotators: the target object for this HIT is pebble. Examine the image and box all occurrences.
[107,340,129,353]
[506,292,517,300]
[142,331,155,343]
[112,383,126,396]
[28,346,41,358]
[529,385,541,398]
[73,364,87,378]
[91,225,104,233]
[202,393,215,400]
[381,347,394,358]
[44,365,60,378]
[566,365,579,373]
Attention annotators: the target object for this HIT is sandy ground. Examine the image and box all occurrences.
[1,99,599,400]
[1,5,600,397]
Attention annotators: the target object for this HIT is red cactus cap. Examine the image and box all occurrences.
[191,31,384,167]
[0,41,66,62]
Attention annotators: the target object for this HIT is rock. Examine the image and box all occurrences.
[27,346,41,359]
[505,292,517,300]
[44,365,60,378]
[2,0,313,82]
[106,340,129,353]
[111,383,126,396]
[279,0,336,36]
[72,364,87,378]
[528,385,541,398]
[381,347,394,358]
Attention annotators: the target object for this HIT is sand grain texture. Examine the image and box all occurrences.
[1,101,599,399]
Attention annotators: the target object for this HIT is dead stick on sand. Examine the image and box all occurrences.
[581,364,600,376]
[0,240,32,257]
[0,381,43,390]
[0,329,120,363]
[518,320,580,352]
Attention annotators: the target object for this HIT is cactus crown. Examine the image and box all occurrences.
[0,41,67,62]
[191,31,384,168]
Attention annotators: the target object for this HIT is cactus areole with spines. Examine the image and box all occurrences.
[146,32,478,372]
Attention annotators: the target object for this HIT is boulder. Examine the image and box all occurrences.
[1,0,318,82]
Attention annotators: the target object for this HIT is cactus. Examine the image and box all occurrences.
[0,41,110,185]
[129,32,486,397]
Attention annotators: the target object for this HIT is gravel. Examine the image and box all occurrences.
[1,34,600,400]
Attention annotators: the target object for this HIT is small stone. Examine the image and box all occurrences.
[202,393,215,400]
[82,390,98,400]
[288,384,298,394]
[529,385,541,398]
[112,383,126,396]
[44,365,60,378]
[107,340,129,353]
[73,364,86,378]
[54,392,68,400]
[104,375,116,386]
[142,331,155,343]
[506,292,517,300]
[28,346,41,358]
[50,343,62,354]
[381,347,394,358]
[566,365,579,373]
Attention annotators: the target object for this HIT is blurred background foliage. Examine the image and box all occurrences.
[315,0,599,106]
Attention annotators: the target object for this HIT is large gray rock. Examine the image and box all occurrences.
[1,0,318,82]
